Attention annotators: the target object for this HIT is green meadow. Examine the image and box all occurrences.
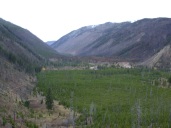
[37,68,171,127]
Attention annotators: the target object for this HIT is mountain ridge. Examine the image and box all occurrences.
[51,18,171,69]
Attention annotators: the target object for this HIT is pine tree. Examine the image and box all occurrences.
[45,88,54,110]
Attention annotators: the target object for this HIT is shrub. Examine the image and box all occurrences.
[2,116,7,126]
[24,100,30,108]
[8,52,17,63]
[45,88,54,110]
[40,99,43,104]
[168,76,171,84]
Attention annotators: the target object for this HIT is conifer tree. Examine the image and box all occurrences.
[45,88,54,110]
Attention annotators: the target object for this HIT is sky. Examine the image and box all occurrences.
[0,0,171,42]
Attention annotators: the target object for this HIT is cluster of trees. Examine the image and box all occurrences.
[36,68,171,127]
[0,44,42,74]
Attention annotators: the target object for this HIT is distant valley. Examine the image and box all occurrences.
[1,17,171,127]
[46,41,55,45]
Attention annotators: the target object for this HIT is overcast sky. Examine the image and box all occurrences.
[0,0,171,42]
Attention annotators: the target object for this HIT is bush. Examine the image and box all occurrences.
[25,121,38,128]
[8,52,17,63]
[46,88,54,110]
[168,76,171,84]
[2,116,7,126]
[40,99,43,104]
[24,100,30,108]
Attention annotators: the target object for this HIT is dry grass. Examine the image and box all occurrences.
[0,83,77,128]
[27,94,79,127]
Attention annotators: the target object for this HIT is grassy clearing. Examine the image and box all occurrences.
[37,68,171,127]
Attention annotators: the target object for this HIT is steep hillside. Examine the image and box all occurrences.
[0,18,58,58]
[0,19,73,128]
[0,18,65,95]
[52,18,171,63]
[0,18,65,103]
[0,18,61,73]
[140,45,171,69]
[0,18,63,127]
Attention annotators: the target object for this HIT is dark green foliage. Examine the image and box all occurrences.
[0,45,2,50]
[168,76,171,84]
[25,121,38,128]
[45,88,54,110]
[97,65,106,70]
[0,43,42,74]
[24,100,30,109]
[2,116,7,126]
[34,66,42,73]
[37,68,171,127]
[9,115,15,127]
[8,52,17,63]
[40,99,43,104]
